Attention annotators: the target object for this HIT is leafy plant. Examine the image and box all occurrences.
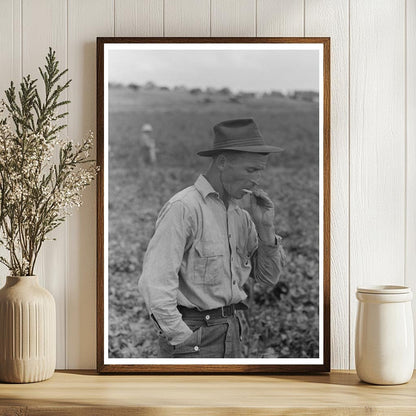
[0,48,97,276]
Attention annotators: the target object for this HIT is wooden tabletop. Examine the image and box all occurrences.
[0,370,415,415]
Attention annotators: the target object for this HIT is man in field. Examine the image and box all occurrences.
[140,123,157,164]
[138,118,286,358]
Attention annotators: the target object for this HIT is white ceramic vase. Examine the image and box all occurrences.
[355,285,414,385]
[0,276,56,383]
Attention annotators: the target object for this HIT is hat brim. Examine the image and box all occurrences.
[197,145,284,157]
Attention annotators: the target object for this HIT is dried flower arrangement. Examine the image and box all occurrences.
[0,48,97,276]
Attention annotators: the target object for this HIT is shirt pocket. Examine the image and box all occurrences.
[193,240,223,285]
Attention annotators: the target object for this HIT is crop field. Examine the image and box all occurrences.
[108,87,320,358]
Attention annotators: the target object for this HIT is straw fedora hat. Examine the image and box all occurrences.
[197,118,283,157]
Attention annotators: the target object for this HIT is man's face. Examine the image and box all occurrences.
[220,152,268,199]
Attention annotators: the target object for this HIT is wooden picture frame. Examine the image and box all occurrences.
[97,37,330,373]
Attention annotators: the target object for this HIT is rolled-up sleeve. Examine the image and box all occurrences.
[246,217,286,287]
[252,236,286,286]
[138,201,193,345]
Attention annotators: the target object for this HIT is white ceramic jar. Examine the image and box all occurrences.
[355,285,414,385]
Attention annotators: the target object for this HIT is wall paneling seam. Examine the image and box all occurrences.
[19,0,22,80]
[64,0,69,369]
[348,0,351,370]
[210,0,212,36]
[404,0,408,286]
[303,0,305,36]
[20,0,23,79]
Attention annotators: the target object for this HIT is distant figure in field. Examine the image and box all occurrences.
[140,123,157,165]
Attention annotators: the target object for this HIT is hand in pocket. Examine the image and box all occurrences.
[173,326,202,356]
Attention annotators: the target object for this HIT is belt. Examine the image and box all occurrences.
[178,302,247,319]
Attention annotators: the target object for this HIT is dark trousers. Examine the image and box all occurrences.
[158,309,245,358]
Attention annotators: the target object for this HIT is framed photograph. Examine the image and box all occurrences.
[97,37,330,373]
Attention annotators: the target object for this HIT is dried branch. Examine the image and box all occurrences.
[0,48,97,276]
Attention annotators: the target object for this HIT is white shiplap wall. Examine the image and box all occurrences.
[0,0,414,370]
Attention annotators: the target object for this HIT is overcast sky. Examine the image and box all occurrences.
[108,49,319,93]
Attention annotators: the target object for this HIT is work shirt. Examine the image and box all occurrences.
[138,175,285,345]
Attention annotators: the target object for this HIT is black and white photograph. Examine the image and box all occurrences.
[97,38,330,373]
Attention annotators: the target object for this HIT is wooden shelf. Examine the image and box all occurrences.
[0,370,415,415]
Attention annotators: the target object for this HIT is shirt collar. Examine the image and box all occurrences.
[194,175,240,212]
[195,175,219,200]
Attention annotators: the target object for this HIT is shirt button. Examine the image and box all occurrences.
[205,315,210,320]
[194,346,199,351]
[228,234,231,239]
[233,280,236,285]
[231,257,234,261]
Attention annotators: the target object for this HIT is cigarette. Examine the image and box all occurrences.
[242,188,268,207]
